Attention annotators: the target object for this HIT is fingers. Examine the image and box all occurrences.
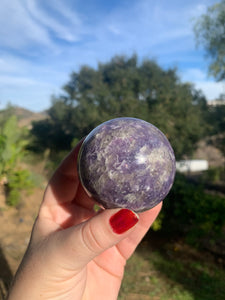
[51,208,139,270]
[42,140,87,207]
[116,202,162,259]
[37,140,98,233]
[44,141,82,206]
[38,138,163,271]
[75,182,97,210]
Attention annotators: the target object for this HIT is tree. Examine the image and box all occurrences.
[194,0,225,81]
[31,55,208,160]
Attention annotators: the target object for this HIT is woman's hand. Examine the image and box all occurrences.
[7,141,162,300]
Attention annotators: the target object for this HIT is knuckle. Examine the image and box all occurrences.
[81,222,105,254]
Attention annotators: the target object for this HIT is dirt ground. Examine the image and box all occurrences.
[0,185,44,298]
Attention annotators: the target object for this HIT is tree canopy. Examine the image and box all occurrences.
[31,55,208,160]
[194,0,225,81]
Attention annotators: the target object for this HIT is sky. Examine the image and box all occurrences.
[0,0,224,112]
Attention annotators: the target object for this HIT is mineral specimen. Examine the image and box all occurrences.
[78,117,176,212]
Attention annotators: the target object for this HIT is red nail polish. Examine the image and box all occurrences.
[109,209,139,234]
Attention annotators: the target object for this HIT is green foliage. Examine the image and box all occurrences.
[6,170,35,206]
[44,149,69,177]
[27,54,223,246]
[206,104,225,156]
[0,116,35,206]
[31,54,208,160]
[208,104,225,132]
[151,216,163,231]
[0,103,15,127]
[0,116,28,176]
[194,0,225,81]
[202,166,225,183]
[158,174,225,245]
[119,243,225,300]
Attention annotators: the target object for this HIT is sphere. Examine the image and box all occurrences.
[78,117,176,212]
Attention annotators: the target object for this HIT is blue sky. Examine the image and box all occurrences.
[0,0,224,112]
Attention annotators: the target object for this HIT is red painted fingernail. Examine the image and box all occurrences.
[109,209,139,234]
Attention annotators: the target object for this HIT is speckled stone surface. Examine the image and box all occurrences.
[78,117,176,212]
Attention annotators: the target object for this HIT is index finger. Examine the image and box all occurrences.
[43,140,83,207]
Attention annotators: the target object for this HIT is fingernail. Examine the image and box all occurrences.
[109,209,139,234]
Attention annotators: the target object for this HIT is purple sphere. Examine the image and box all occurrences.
[78,117,176,212]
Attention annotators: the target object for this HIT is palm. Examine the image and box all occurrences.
[83,246,126,299]
[36,143,161,299]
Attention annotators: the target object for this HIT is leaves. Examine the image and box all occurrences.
[0,116,28,175]
[194,0,225,81]
[0,116,34,206]
[6,170,35,206]
[160,173,225,244]
[31,54,208,160]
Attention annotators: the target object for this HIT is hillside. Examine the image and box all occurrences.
[0,106,48,128]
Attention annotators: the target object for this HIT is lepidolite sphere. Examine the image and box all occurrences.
[78,117,176,212]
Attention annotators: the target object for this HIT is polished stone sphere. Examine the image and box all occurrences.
[78,117,176,212]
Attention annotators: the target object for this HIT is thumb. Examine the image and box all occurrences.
[55,208,139,270]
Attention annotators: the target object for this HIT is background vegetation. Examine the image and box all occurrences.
[0,114,35,206]
[1,1,225,298]
[30,55,208,162]
[1,52,225,299]
[194,0,225,81]
[28,53,225,246]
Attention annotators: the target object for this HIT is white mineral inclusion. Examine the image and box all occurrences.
[135,152,147,164]
[135,145,173,195]
[78,117,176,212]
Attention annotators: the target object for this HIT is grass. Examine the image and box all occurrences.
[118,238,225,300]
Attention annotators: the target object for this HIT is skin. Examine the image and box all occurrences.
[7,140,162,300]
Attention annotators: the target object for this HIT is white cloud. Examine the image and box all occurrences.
[51,0,81,28]
[96,0,202,58]
[0,0,82,52]
[0,54,36,74]
[0,0,53,50]
[181,67,225,100]
[0,75,37,87]
[195,81,225,100]
[189,3,208,18]
[108,25,121,36]
[0,0,222,111]
[26,0,81,42]
[0,58,18,73]
[181,68,207,81]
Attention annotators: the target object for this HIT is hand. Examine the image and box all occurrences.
[7,140,162,300]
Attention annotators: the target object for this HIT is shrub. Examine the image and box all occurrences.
[201,166,225,183]
[6,170,35,206]
[155,173,225,245]
[0,116,35,206]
